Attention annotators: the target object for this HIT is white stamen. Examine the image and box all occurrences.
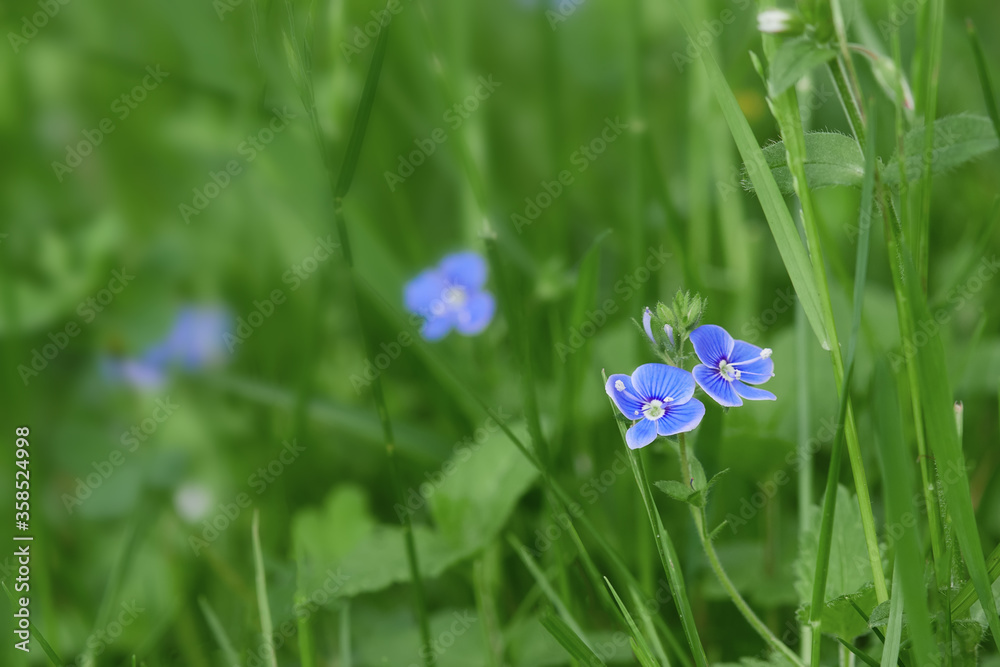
[760,348,772,359]
[615,380,625,391]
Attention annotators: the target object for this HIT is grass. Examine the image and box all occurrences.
[4,0,1000,665]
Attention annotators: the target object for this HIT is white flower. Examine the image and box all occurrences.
[174,483,212,522]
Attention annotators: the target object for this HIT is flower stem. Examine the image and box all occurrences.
[677,434,804,667]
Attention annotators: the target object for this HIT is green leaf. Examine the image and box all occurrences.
[654,479,702,506]
[883,114,1000,185]
[539,611,607,667]
[795,485,872,604]
[797,583,879,640]
[744,132,865,195]
[768,37,838,98]
[292,425,537,598]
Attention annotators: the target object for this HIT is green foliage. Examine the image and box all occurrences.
[767,37,838,98]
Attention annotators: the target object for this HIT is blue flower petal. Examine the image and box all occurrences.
[165,307,230,368]
[631,363,695,403]
[606,373,645,419]
[404,269,446,316]
[730,341,774,384]
[733,382,776,401]
[421,314,455,341]
[439,252,488,291]
[625,418,658,449]
[657,398,706,436]
[455,291,495,335]
[690,324,734,368]
[664,324,675,346]
[104,354,166,389]
[693,364,742,407]
[642,308,655,343]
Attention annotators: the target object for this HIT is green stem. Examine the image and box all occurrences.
[677,434,803,667]
[763,31,887,604]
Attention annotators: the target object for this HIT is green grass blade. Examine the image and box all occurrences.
[340,601,352,667]
[966,19,1000,141]
[252,510,278,667]
[333,9,390,200]
[508,534,590,643]
[664,0,828,349]
[604,577,659,667]
[871,361,937,665]
[835,638,880,667]
[197,597,241,667]
[809,105,881,666]
[603,381,710,666]
[539,610,607,667]
[1,581,63,665]
[951,541,1000,617]
[894,240,1000,649]
[879,569,904,667]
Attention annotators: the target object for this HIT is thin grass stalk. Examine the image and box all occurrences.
[285,9,435,663]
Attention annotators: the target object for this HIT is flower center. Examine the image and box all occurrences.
[719,360,741,381]
[430,285,468,316]
[642,398,672,420]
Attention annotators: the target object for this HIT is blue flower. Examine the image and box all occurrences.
[103,344,171,389]
[689,324,775,407]
[404,251,495,341]
[163,306,230,369]
[104,305,231,389]
[605,363,706,449]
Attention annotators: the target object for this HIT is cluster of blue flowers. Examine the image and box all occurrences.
[606,298,775,449]
[105,306,231,389]
[404,251,495,341]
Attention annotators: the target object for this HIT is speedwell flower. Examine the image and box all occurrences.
[605,364,706,449]
[690,324,775,407]
[404,251,495,341]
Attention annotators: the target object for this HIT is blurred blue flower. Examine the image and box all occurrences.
[163,306,230,369]
[605,363,706,449]
[104,305,231,389]
[690,324,775,407]
[404,251,495,341]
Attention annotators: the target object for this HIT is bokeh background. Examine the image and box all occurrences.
[2,0,1000,664]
